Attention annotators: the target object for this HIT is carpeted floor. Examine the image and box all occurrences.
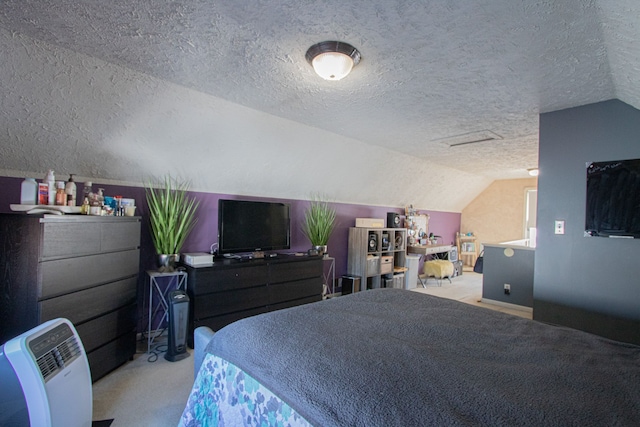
[92,337,194,427]
[91,271,529,425]
[412,271,532,319]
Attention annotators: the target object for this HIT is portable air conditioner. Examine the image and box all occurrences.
[0,318,93,427]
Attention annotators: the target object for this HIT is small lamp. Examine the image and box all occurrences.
[528,168,539,177]
[306,41,361,81]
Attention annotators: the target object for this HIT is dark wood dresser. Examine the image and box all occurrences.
[0,214,141,381]
[184,255,323,345]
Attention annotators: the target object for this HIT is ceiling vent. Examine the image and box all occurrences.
[435,130,503,147]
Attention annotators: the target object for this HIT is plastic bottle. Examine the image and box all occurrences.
[81,197,90,215]
[89,186,102,215]
[115,195,123,216]
[55,181,66,206]
[83,181,91,197]
[44,170,56,205]
[65,174,77,206]
[83,181,93,203]
[20,178,38,205]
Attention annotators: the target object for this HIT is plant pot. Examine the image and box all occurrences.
[157,254,180,272]
[313,245,327,257]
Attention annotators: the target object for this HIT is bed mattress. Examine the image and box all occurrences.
[180,288,640,426]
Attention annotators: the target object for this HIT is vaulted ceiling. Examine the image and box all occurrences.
[0,0,638,209]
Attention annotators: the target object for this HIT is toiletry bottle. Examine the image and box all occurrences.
[55,181,66,206]
[88,186,101,215]
[81,197,90,215]
[44,170,56,205]
[82,181,96,211]
[38,183,49,205]
[20,178,38,205]
[83,181,93,204]
[65,174,77,206]
[115,196,123,216]
[89,203,102,216]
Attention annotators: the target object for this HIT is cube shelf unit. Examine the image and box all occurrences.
[347,227,407,290]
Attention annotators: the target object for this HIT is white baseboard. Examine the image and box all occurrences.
[481,298,533,314]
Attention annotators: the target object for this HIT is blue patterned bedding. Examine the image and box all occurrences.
[179,353,311,427]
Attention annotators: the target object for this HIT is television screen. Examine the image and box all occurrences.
[218,199,291,253]
[585,158,640,238]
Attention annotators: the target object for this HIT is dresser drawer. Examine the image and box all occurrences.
[194,286,270,319]
[40,249,139,299]
[42,222,101,258]
[40,276,137,324]
[74,303,137,353]
[87,331,136,382]
[100,221,141,252]
[269,259,322,283]
[192,264,268,295]
[41,219,140,259]
[268,278,323,304]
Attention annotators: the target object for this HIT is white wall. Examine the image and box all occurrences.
[0,29,490,212]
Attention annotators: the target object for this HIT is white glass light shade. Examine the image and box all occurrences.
[528,168,539,177]
[312,52,354,81]
[306,41,361,81]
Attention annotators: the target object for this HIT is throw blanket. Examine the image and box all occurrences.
[207,288,640,426]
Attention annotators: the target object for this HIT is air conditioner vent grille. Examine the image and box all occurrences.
[36,335,82,382]
[434,130,503,147]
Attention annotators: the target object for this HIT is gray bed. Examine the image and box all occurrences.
[181,288,640,426]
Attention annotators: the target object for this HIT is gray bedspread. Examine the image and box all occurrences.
[206,288,640,426]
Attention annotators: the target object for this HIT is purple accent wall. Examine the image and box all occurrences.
[175,195,460,282]
[0,175,461,330]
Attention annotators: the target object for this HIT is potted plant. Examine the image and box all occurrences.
[145,175,199,271]
[301,195,336,256]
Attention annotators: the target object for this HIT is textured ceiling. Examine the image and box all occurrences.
[0,0,638,183]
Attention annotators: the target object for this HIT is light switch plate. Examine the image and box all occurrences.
[555,220,565,235]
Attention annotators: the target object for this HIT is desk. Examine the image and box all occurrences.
[406,245,453,287]
[146,270,188,353]
[407,244,453,256]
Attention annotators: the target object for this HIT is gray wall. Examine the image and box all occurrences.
[482,244,534,307]
[534,99,640,345]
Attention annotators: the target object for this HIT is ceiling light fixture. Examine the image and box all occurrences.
[305,41,361,81]
[528,168,539,177]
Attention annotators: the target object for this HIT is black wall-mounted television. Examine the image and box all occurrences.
[585,158,640,238]
[218,199,291,254]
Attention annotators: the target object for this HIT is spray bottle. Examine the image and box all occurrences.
[65,174,77,206]
[44,170,55,205]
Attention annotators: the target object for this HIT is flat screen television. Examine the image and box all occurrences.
[218,199,291,254]
[585,158,640,238]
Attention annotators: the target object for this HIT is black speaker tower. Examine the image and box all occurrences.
[368,232,378,252]
[165,290,190,362]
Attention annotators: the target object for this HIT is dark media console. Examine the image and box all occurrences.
[183,254,323,346]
